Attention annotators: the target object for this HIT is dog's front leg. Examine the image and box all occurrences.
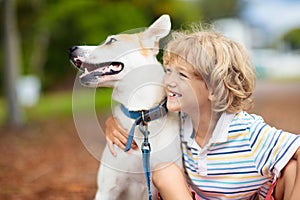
[95,164,123,200]
[95,146,127,200]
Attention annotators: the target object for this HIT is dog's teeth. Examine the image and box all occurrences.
[85,68,89,74]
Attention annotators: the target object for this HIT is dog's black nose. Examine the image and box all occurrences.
[68,46,78,54]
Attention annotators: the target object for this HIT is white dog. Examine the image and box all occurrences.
[69,15,182,200]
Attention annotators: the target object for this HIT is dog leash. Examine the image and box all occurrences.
[120,98,168,200]
[140,122,152,200]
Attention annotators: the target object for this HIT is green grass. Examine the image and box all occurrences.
[0,88,113,124]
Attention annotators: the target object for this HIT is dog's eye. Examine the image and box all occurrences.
[105,37,117,45]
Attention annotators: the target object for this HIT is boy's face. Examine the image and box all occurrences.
[163,58,211,115]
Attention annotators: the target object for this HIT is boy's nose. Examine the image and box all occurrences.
[164,75,177,88]
[166,81,177,88]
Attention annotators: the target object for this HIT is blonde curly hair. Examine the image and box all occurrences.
[163,28,256,113]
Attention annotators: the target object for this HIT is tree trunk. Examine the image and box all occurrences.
[2,0,24,127]
[30,0,50,77]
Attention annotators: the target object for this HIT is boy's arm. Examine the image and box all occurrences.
[290,147,300,200]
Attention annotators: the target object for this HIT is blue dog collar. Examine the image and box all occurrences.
[120,98,168,152]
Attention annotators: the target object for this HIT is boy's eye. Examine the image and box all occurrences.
[165,68,172,73]
[179,72,188,79]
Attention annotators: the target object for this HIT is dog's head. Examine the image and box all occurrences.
[69,14,171,88]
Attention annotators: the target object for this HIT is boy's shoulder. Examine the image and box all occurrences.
[231,111,265,128]
[226,111,266,141]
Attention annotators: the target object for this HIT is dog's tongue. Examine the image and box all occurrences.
[80,64,121,78]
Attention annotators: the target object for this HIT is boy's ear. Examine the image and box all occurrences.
[208,92,214,101]
[141,14,171,52]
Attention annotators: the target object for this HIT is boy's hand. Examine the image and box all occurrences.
[105,116,138,156]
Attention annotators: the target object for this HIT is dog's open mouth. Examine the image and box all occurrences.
[70,56,124,85]
[79,61,124,77]
[79,61,124,85]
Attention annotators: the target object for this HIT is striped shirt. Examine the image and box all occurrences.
[180,111,300,200]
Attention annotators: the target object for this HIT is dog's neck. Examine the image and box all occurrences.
[112,63,166,111]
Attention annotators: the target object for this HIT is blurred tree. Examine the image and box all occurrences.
[199,0,239,22]
[17,0,151,90]
[18,0,96,89]
[282,28,300,50]
[2,0,24,127]
[29,0,50,77]
[130,0,202,29]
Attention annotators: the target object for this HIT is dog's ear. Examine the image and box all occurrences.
[142,14,171,53]
[146,14,171,39]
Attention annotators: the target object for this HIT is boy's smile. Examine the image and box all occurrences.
[168,91,182,98]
